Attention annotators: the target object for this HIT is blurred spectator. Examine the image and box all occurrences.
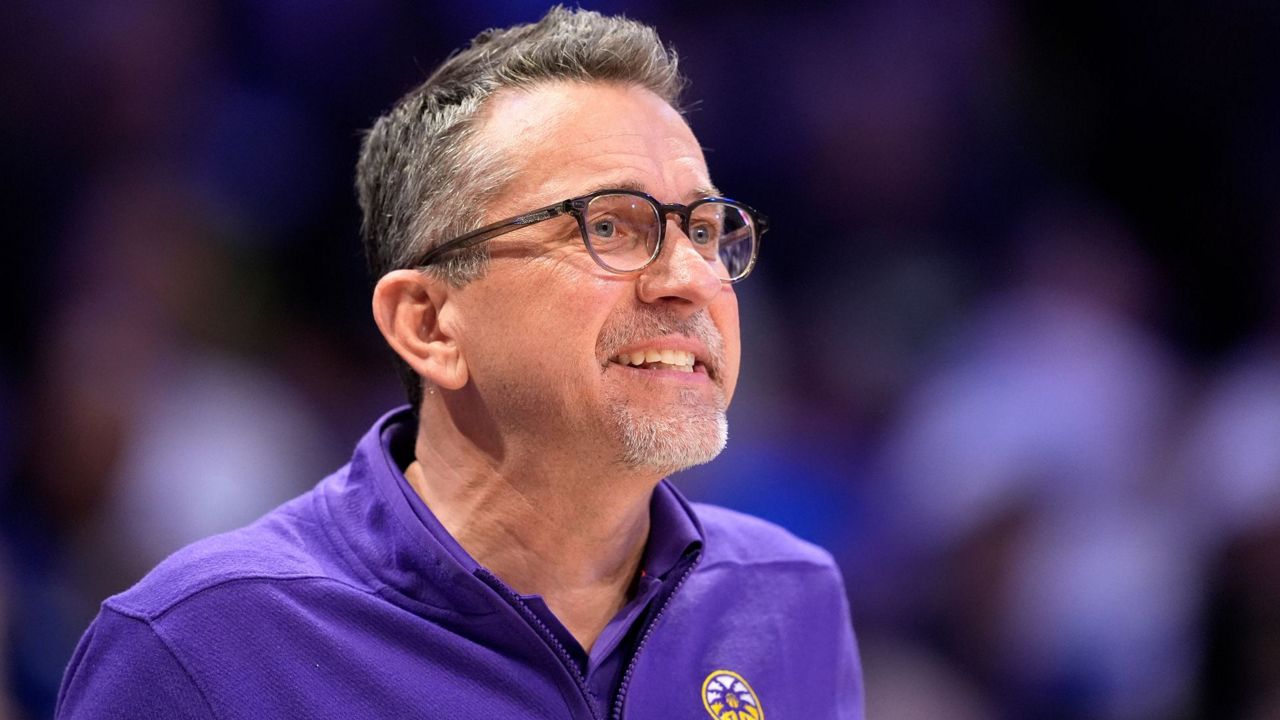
[1178,341,1280,547]
[879,195,1196,719]
[7,167,340,715]
[1182,309,1280,718]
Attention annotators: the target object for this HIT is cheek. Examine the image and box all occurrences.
[461,266,618,380]
[455,284,543,376]
[713,293,742,402]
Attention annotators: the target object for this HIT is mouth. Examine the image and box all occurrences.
[608,348,712,378]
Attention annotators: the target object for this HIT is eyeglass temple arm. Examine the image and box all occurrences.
[753,212,769,235]
[414,202,571,267]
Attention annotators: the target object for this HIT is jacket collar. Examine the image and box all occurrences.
[322,407,704,615]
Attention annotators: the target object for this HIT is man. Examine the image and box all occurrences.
[57,8,862,719]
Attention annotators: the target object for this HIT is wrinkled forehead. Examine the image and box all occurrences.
[473,81,711,215]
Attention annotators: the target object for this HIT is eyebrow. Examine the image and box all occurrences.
[580,179,722,203]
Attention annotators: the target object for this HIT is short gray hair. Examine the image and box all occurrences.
[355,6,686,411]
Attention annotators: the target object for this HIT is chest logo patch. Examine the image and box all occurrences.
[701,669,763,720]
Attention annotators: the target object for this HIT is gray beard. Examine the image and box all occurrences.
[608,383,729,472]
[597,307,732,473]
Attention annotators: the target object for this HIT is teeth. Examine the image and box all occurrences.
[612,349,697,368]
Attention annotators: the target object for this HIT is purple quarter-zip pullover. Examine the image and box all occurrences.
[57,408,863,718]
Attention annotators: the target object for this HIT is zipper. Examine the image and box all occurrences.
[610,550,702,720]
[475,568,602,720]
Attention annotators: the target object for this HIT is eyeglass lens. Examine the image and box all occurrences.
[582,193,756,280]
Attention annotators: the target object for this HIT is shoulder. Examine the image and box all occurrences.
[107,488,356,621]
[57,606,216,719]
[692,502,840,575]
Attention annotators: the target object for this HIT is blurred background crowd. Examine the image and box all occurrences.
[2,1,1279,718]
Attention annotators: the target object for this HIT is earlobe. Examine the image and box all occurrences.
[371,270,469,391]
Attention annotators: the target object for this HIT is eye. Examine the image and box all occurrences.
[689,222,716,246]
[590,219,616,238]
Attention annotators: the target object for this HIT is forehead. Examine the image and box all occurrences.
[475,82,712,214]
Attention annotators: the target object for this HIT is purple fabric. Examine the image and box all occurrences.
[56,408,863,719]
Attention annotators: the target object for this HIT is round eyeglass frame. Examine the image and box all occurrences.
[410,188,768,283]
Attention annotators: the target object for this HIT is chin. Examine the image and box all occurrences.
[613,407,729,473]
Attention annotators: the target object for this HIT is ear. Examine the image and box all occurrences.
[371,270,469,391]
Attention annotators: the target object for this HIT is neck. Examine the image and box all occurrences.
[406,408,662,652]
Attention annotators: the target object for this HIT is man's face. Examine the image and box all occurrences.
[446,81,741,474]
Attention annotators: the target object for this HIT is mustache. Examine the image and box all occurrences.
[597,309,726,376]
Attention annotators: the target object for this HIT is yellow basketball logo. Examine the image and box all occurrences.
[701,670,763,720]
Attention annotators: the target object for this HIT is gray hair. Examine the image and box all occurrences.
[355,6,686,411]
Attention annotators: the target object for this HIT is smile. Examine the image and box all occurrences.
[609,349,699,374]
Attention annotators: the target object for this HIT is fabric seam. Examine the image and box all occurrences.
[108,573,384,623]
[102,607,222,720]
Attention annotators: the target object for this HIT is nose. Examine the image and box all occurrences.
[635,218,724,312]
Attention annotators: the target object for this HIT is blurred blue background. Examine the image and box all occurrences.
[3,1,1279,718]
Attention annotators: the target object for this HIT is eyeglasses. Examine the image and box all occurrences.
[412,189,767,283]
